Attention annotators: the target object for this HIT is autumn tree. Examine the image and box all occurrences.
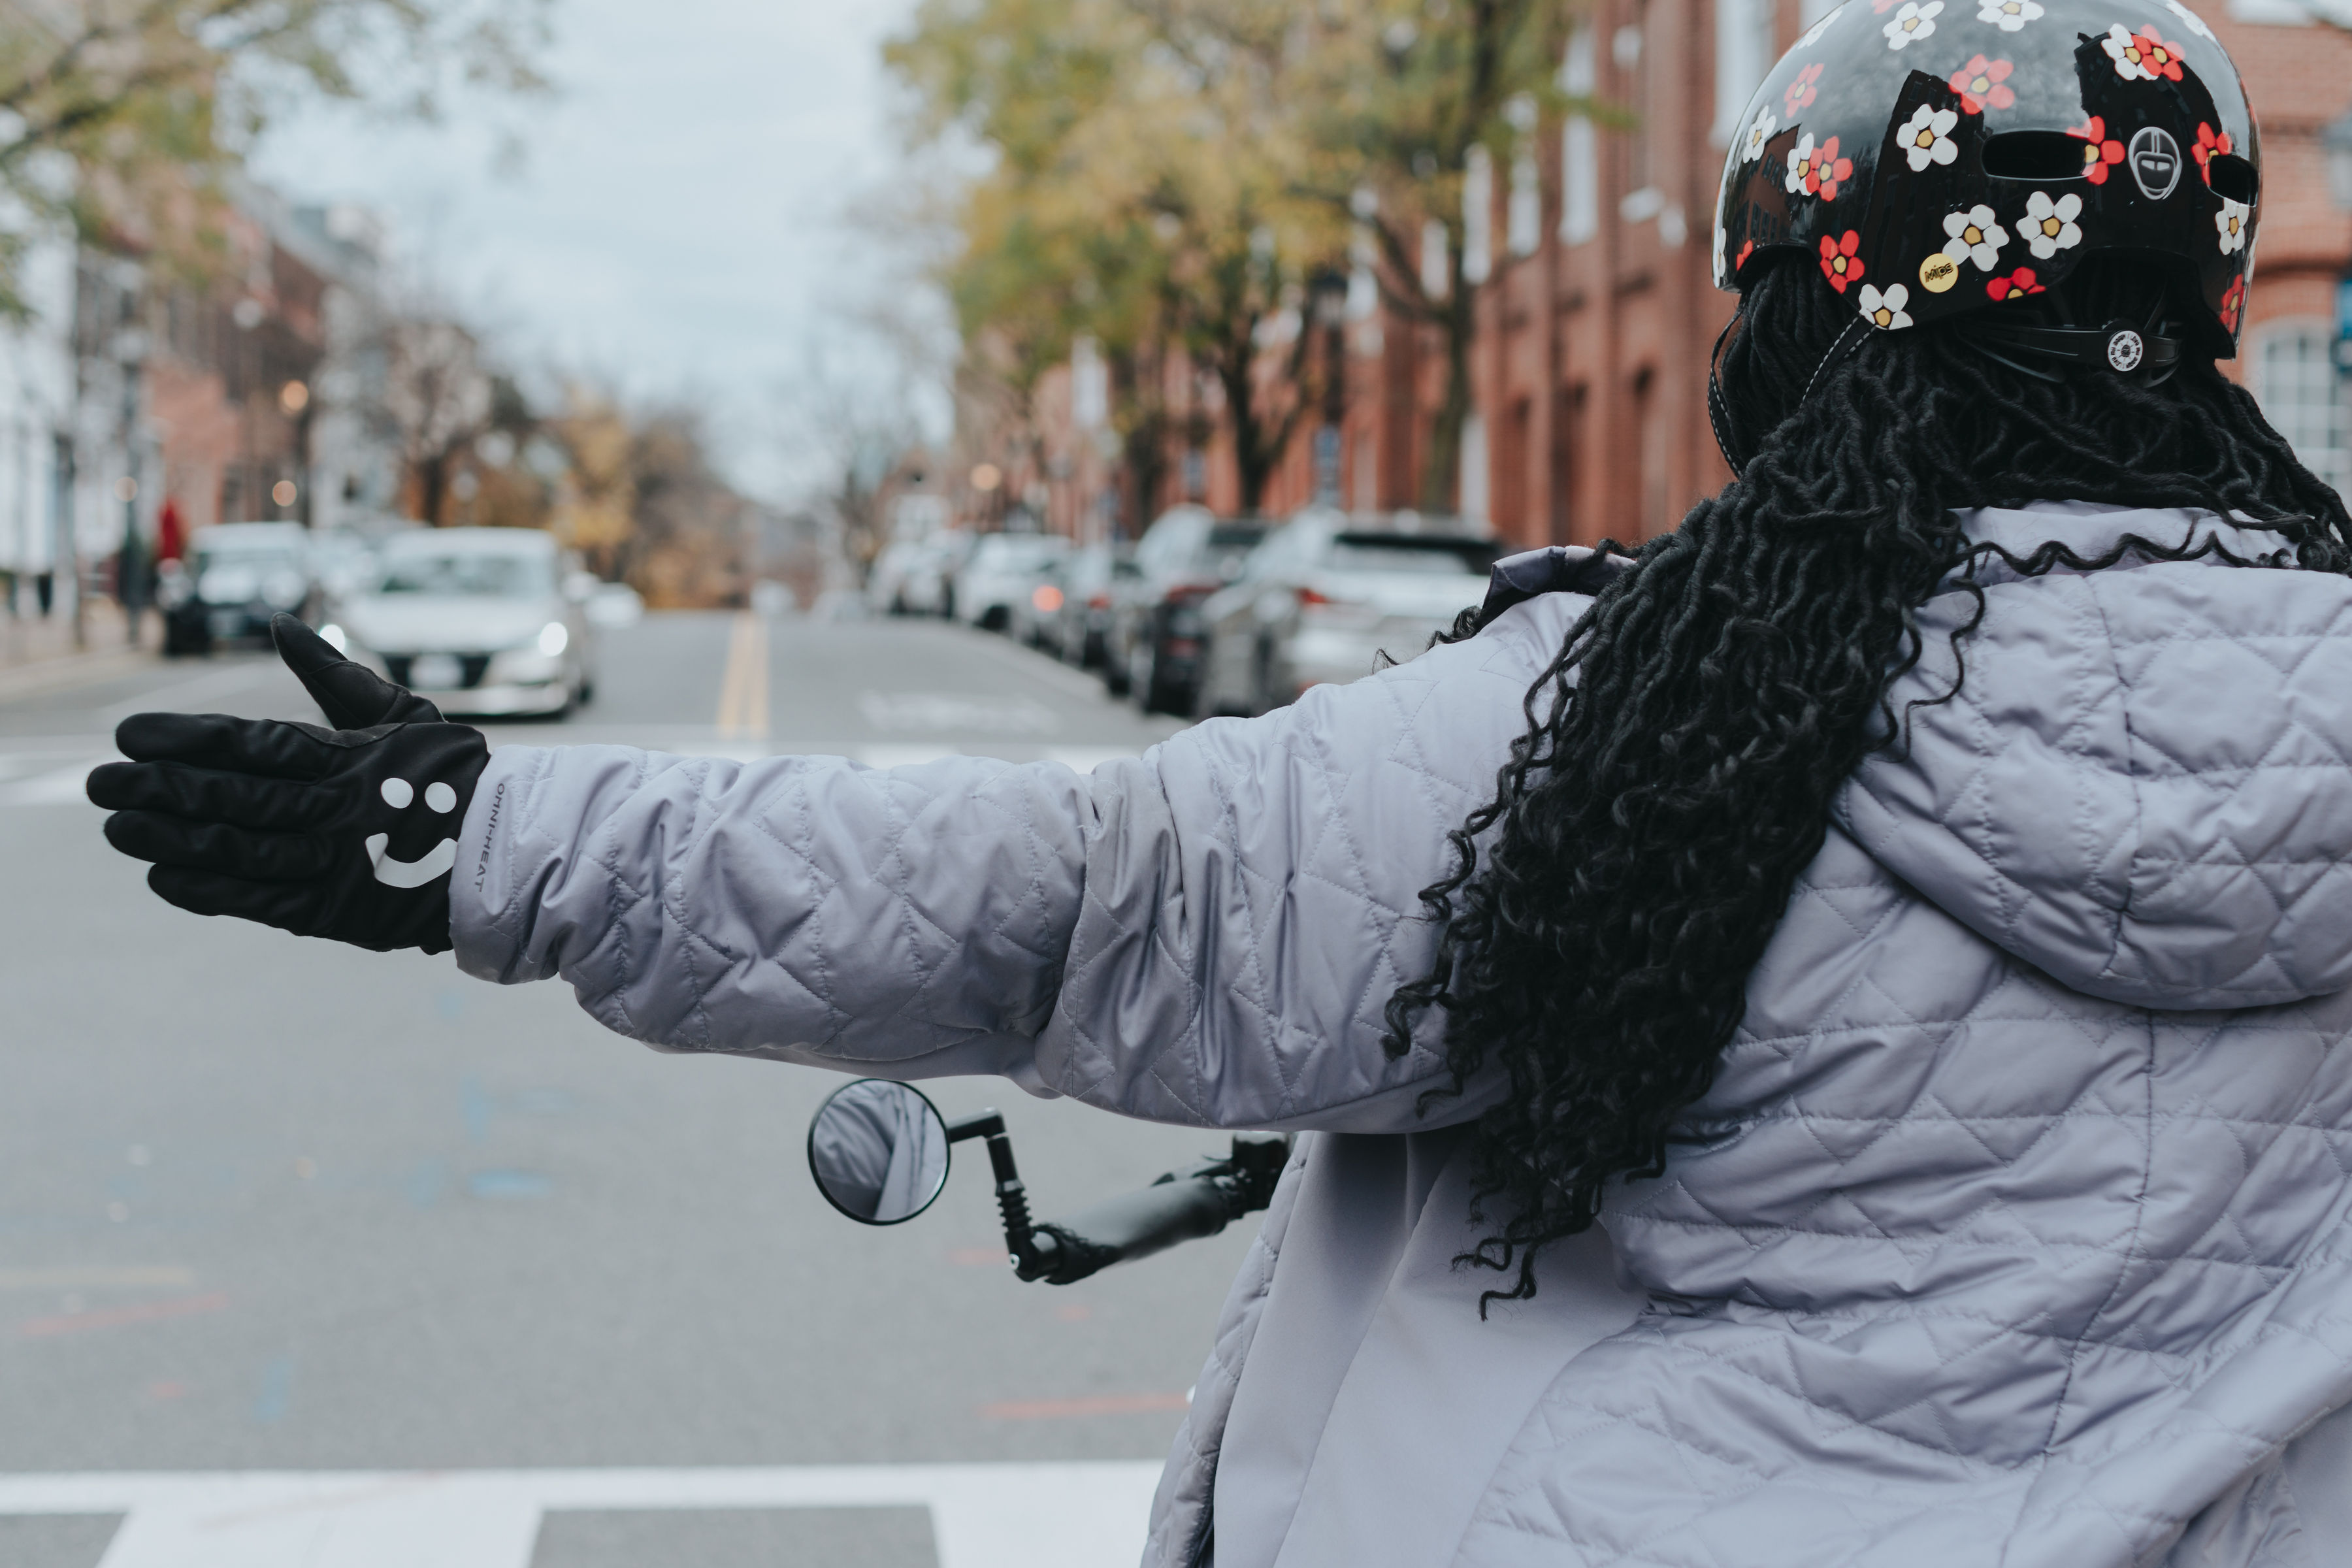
[888,0,1345,516]
[1277,0,1580,512]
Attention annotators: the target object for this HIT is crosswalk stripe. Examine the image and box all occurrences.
[0,1462,1164,1568]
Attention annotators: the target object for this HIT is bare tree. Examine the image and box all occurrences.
[384,316,490,524]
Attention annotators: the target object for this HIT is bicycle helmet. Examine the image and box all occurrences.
[1710,0,2259,404]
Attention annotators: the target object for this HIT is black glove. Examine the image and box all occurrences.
[88,618,488,954]
[271,612,446,728]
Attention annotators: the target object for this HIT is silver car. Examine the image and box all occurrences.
[1195,510,1499,717]
[326,529,597,719]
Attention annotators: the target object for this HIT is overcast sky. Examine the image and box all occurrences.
[250,0,938,501]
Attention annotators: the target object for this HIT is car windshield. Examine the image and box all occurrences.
[195,543,302,572]
[378,550,554,598]
[973,536,1065,569]
[1325,534,1498,575]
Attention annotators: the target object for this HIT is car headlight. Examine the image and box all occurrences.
[318,623,348,653]
[537,621,568,657]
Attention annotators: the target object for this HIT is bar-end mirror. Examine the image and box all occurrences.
[806,1079,952,1225]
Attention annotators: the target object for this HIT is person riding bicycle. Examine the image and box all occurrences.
[90,2,2352,1561]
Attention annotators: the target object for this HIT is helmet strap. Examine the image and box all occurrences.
[1706,306,1747,478]
[1712,312,1870,480]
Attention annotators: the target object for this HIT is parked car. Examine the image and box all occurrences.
[953,532,1070,633]
[1194,510,1499,718]
[325,529,596,719]
[868,535,931,615]
[1007,552,1070,653]
[1051,541,1137,671]
[902,531,973,617]
[1109,505,1269,714]
[160,521,316,656]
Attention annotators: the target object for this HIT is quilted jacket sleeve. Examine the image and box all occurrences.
[449,596,1578,1132]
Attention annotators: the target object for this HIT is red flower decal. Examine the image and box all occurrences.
[1735,238,1755,274]
[2133,26,2187,82]
[1947,55,2016,114]
[1870,0,1901,11]
[2193,122,2234,184]
[1986,267,2044,302]
[1784,63,1825,117]
[1800,135,1854,201]
[1820,230,1865,293]
[2069,115,2127,185]
[2219,275,2245,333]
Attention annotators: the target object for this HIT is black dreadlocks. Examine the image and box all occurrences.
[1384,253,2352,1315]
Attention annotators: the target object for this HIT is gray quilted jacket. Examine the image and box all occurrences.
[451,502,2352,1567]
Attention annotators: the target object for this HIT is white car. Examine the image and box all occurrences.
[327,529,597,719]
[1195,510,1499,717]
[953,532,1070,632]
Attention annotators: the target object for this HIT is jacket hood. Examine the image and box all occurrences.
[1836,502,2352,1011]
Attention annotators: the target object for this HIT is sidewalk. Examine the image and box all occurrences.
[0,598,161,704]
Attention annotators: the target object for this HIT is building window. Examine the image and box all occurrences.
[1463,144,1494,285]
[1714,0,1776,148]
[1618,9,1650,197]
[1460,412,1489,523]
[1560,26,1599,246]
[2253,321,2349,494]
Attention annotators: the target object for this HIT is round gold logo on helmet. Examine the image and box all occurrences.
[1919,252,1959,293]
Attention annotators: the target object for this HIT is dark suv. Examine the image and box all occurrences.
[1107,506,1268,715]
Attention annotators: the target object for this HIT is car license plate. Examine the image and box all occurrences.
[411,653,463,689]
[208,611,243,639]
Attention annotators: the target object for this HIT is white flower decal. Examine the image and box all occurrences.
[1744,106,1779,165]
[1899,105,1960,172]
[2165,0,2215,40]
[1976,0,2042,29]
[1859,283,1914,330]
[2023,189,2083,259]
[1784,132,1814,195]
[2216,197,2249,255]
[1942,204,2009,270]
[2102,22,2186,81]
[1884,1,1942,48]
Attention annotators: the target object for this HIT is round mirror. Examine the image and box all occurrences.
[806,1079,952,1225]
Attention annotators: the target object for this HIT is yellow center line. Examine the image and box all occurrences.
[715,611,770,740]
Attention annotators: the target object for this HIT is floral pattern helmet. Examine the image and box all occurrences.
[1712,0,2259,356]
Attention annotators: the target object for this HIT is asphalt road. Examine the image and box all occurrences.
[0,610,1246,1568]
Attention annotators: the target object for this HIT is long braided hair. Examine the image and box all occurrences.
[1384,252,2352,1314]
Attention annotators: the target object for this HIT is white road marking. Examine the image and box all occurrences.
[0,1462,1163,1568]
[858,691,1062,736]
[96,662,287,724]
[0,758,104,805]
[1041,747,1144,774]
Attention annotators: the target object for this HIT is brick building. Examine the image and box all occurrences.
[1000,0,2352,551]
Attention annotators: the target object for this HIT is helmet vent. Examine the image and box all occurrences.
[2208,154,2258,205]
[1982,131,2087,182]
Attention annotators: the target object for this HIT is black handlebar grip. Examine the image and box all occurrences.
[1027,1174,1235,1284]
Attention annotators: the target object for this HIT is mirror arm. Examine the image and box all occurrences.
[945,1109,1040,1269]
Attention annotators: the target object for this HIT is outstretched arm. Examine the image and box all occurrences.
[452,593,1585,1133]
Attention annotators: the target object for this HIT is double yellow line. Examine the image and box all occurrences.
[715,611,769,740]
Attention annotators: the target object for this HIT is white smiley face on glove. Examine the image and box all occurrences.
[368,776,461,888]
